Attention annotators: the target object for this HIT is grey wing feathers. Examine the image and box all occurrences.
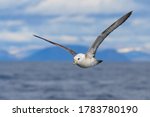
[33,35,77,56]
[87,11,132,57]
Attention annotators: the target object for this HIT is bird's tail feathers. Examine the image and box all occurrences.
[97,60,103,64]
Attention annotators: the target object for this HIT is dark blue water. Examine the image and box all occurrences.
[0,62,149,100]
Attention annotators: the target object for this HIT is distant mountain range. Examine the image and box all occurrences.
[0,50,16,61]
[0,45,150,62]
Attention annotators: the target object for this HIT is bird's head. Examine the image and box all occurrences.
[73,53,85,65]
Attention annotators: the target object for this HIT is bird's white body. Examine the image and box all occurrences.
[73,53,99,68]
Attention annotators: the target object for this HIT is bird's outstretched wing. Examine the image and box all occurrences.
[86,11,132,57]
[33,35,77,56]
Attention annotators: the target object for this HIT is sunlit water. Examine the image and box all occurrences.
[0,62,149,100]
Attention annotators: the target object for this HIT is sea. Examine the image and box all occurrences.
[0,62,149,100]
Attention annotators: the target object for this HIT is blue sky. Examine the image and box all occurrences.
[0,0,150,58]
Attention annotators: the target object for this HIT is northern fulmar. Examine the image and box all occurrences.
[34,11,132,68]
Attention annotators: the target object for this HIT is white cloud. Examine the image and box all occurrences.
[131,18,145,26]
[0,19,34,42]
[0,0,29,9]
[56,35,78,44]
[118,47,142,53]
[0,29,33,42]
[131,17,150,31]
[8,45,45,58]
[0,20,24,28]
[26,0,138,15]
[143,43,150,53]
[49,15,95,24]
[117,43,150,54]
[41,35,79,45]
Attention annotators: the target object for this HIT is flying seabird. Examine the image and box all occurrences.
[34,11,132,68]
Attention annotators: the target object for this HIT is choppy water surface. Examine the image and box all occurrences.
[0,62,149,100]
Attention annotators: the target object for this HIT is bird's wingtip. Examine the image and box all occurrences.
[128,11,133,15]
[33,34,41,39]
[124,11,133,19]
[33,34,37,37]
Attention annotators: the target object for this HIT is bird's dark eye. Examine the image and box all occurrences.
[78,58,80,60]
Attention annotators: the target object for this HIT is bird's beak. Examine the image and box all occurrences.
[73,60,77,64]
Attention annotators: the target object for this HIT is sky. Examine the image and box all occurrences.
[0,0,150,58]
